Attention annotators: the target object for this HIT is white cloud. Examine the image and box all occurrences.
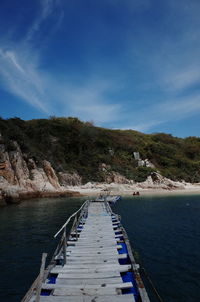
[0,0,65,115]
[0,42,122,123]
[158,95,200,118]
[50,79,123,124]
[0,46,50,114]
[2,50,25,74]
[119,120,163,132]
[163,68,200,93]
[26,0,56,41]
[121,93,200,133]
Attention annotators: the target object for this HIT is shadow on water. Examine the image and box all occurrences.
[0,195,200,302]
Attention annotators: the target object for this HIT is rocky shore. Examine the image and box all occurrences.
[0,140,81,206]
[1,139,200,206]
[67,172,200,197]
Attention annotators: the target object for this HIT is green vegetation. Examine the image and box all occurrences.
[0,117,200,183]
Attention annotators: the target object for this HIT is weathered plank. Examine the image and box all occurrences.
[55,277,123,285]
[51,264,131,274]
[66,245,122,251]
[65,258,119,264]
[66,253,127,259]
[55,271,121,279]
[67,242,120,247]
[30,295,135,302]
[53,287,119,296]
[67,249,120,254]
[53,263,129,270]
[43,282,133,290]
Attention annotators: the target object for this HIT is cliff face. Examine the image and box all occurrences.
[0,140,81,206]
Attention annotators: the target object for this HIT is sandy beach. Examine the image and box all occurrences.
[67,182,200,197]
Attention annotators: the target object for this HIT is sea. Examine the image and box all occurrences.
[0,194,200,302]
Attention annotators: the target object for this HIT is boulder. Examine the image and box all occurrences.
[139,172,185,190]
[2,186,20,204]
[58,172,82,186]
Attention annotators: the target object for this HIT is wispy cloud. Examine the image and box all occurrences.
[162,67,200,93]
[0,47,50,113]
[0,39,122,122]
[26,0,57,41]
[61,82,122,124]
[119,121,163,132]
[121,92,200,133]
[0,0,123,123]
[0,0,64,115]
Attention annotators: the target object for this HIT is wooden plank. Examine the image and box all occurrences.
[67,247,119,253]
[66,251,119,257]
[43,282,133,295]
[65,259,119,265]
[55,277,122,285]
[66,245,122,251]
[66,245,120,249]
[69,234,122,240]
[74,239,118,244]
[53,263,129,270]
[56,267,130,274]
[79,230,115,232]
[68,239,117,243]
[51,264,131,274]
[67,242,120,247]
[30,294,135,302]
[78,228,122,235]
[53,287,119,296]
[66,253,127,259]
[43,282,132,290]
[78,233,116,237]
[55,271,121,279]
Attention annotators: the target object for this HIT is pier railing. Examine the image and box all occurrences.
[54,200,89,238]
[54,199,90,265]
[21,200,90,302]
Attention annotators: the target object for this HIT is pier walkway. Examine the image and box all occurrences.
[25,201,150,302]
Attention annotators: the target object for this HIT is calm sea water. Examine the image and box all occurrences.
[0,195,200,302]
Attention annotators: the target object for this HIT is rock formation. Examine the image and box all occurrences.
[99,163,131,184]
[0,139,81,206]
[138,172,185,190]
[58,172,82,186]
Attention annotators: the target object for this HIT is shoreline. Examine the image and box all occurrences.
[1,184,200,207]
[0,189,82,206]
[68,184,200,198]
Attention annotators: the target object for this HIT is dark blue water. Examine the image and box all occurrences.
[0,195,200,302]
[113,195,200,302]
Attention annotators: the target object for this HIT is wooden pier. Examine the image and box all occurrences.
[23,200,150,302]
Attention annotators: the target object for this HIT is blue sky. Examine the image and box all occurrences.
[0,0,200,137]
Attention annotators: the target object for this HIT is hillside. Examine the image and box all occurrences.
[0,116,200,184]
